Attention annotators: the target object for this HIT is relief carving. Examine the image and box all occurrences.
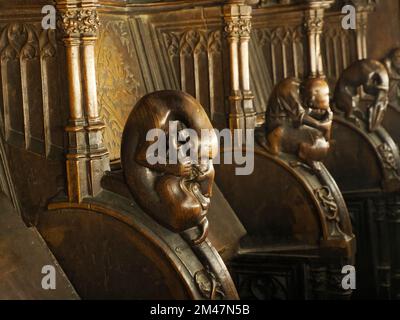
[0,23,62,158]
[314,186,338,221]
[224,19,252,38]
[254,26,304,83]
[58,9,100,36]
[378,143,399,172]
[161,29,223,119]
[0,24,39,61]
[194,269,225,300]
[163,30,222,58]
[39,29,57,59]
[314,185,347,238]
[96,20,142,160]
[305,16,323,34]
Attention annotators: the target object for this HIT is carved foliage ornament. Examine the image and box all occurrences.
[304,16,323,34]
[378,143,399,172]
[314,186,347,239]
[314,186,339,221]
[194,269,225,300]
[96,20,142,161]
[58,9,100,36]
[224,18,252,38]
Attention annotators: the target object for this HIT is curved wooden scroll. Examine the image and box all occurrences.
[40,194,237,299]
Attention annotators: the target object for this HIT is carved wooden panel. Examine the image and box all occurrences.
[253,26,304,86]
[96,17,146,161]
[0,5,68,224]
[161,29,225,121]
[0,23,66,159]
[322,13,358,90]
[142,6,230,129]
[96,7,230,160]
[249,7,360,115]
[250,7,305,115]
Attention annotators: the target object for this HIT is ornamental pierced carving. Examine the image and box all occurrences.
[40,29,57,59]
[224,19,252,38]
[121,91,218,245]
[378,143,398,172]
[333,59,389,132]
[194,269,225,300]
[256,77,332,171]
[58,9,100,36]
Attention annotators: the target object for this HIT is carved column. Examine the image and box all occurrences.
[304,1,333,78]
[57,1,109,203]
[224,1,256,137]
[353,1,376,60]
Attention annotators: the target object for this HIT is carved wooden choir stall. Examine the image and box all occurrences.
[1,0,400,300]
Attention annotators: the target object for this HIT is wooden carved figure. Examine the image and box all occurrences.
[258,77,332,170]
[334,59,389,132]
[121,90,218,245]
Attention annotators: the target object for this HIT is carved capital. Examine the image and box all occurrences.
[224,18,252,38]
[223,4,252,39]
[58,9,100,37]
[304,15,323,34]
[356,11,368,31]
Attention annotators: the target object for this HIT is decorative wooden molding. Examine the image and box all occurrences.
[224,2,256,136]
[56,0,109,203]
[304,7,325,77]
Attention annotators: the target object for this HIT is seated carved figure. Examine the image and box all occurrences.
[121,90,218,245]
[258,77,332,170]
[334,59,389,132]
[383,48,400,108]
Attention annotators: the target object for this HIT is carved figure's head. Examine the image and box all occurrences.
[302,77,330,111]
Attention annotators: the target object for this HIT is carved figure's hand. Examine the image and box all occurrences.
[318,120,332,141]
[164,157,193,177]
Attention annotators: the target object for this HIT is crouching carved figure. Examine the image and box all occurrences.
[121,90,218,245]
[258,77,332,171]
[334,59,389,132]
